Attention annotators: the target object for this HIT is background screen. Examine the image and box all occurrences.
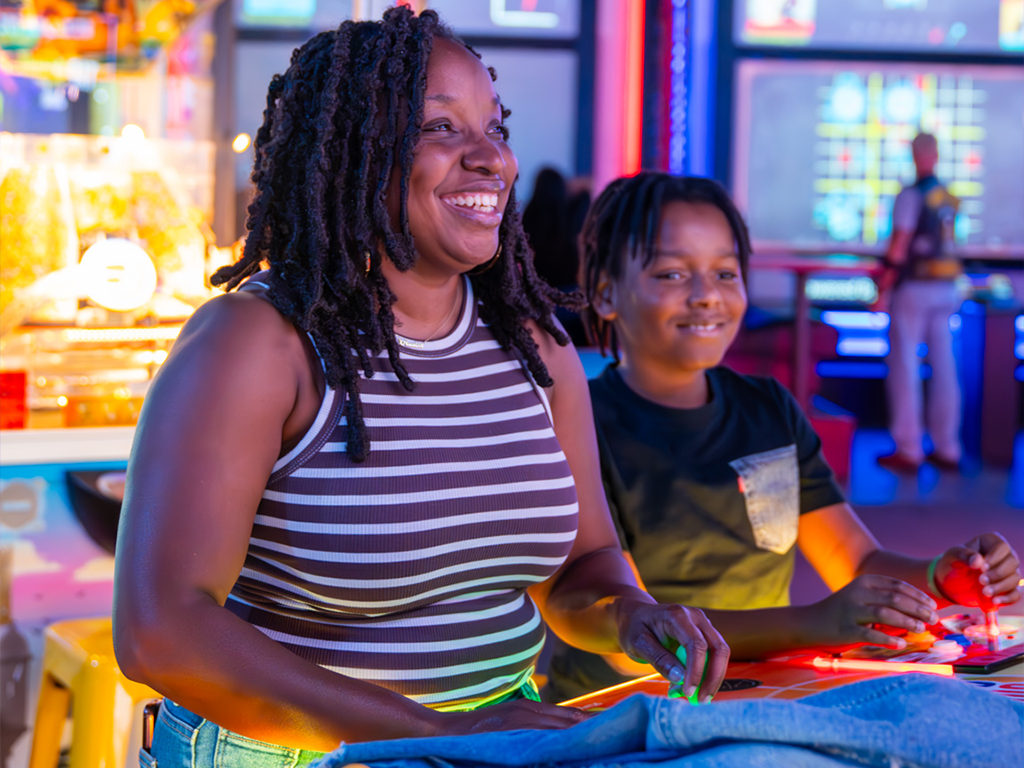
[732,60,1024,257]
[733,0,1024,56]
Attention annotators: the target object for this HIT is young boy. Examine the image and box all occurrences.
[545,173,1021,701]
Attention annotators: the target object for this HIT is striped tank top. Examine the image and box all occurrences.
[225,277,579,709]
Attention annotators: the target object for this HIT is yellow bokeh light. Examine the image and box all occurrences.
[122,124,145,141]
[232,133,252,153]
[153,350,169,364]
[57,396,68,407]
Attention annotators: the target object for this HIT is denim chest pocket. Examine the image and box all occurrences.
[729,444,799,555]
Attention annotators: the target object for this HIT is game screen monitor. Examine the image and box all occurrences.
[732,60,1024,257]
[733,0,1024,56]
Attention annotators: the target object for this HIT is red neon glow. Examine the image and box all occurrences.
[522,0,540,11]
[838,149,851,165]
[623,0,645,176]
[965,152,981,167]
[811,656,954,677]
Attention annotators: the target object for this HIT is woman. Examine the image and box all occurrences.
[113,9,728,763]
[545,173,1021,701]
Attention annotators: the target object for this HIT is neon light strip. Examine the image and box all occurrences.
[811,656,954,677]
[668,0,688,175]
[623,0,646,176]
[558,672,661,707]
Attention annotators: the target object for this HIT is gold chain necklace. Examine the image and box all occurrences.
[396,282,462,350]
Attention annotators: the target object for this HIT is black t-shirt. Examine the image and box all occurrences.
[544,365,846,702]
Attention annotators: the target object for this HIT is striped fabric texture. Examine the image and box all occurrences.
[226,278,579,709]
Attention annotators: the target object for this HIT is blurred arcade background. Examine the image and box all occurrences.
[0,2,1022,765]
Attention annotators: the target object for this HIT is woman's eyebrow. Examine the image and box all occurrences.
[425,93,501,107]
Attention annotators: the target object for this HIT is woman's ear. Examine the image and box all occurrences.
[592,275,618,322]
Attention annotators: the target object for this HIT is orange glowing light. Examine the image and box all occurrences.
[811,657,954,677]
[558,673,661,707]
[622,0,645,176]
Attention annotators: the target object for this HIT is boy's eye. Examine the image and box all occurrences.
[655,271,686,281]
[718,270,739,281]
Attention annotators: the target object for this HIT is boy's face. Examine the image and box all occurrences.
[598,201,747,375]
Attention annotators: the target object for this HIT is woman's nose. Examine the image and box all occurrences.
[462,132,506,175]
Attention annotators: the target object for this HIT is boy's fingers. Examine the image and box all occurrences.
[985,575,1023,598]
[861,625,907,648]
[870,605,926,633]
[993,587,1022,606]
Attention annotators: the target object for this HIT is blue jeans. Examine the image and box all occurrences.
[143,681,542,766]
[312,674,1024,768]
[142,700,326,768]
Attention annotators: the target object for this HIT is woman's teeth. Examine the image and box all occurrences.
[443,193,499,212]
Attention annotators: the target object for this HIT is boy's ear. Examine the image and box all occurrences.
[592,275,618,321]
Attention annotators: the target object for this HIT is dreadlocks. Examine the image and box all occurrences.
[580,172,752,360]
[212,6,578,462]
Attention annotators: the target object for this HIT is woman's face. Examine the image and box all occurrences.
[599,201,748,375]
[398,38,517,275]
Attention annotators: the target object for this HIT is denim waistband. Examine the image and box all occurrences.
[163,699,203,729]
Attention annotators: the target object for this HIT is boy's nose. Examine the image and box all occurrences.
[687,274,723,307]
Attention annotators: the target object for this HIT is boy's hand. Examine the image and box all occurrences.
[934,533,1022,609]
[813,575,938,649]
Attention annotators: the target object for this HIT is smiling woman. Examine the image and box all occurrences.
[111,7,730,766]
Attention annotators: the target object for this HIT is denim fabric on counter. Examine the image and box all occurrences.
[313,674,1023,768]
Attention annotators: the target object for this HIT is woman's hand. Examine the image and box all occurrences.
[812,574,938,649]
[433,699,590,735]
[614,597,730,704]
[934,533,1022,609]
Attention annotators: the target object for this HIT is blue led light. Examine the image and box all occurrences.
[837,337,890,357]
[817,361,888,379]
[668,0,688,175]
[821,311,889,331]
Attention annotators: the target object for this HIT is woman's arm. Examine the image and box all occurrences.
[526,329,729,702]
[113,294,444,750]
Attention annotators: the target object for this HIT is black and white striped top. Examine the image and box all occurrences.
[226,277,579,709]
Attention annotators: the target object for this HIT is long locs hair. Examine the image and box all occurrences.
[212,7,580,461]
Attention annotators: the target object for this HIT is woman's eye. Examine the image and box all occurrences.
[718,271,739,281]
[423,123,453,132]
[490,124,510,140]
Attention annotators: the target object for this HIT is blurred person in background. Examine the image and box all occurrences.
[522,167,589,346]
[875,133,964,474]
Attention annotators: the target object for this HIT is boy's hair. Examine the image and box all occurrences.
[211,6,575,462]
[580,173,752,358]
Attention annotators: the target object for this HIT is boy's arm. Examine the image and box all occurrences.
[799,503,1022,610]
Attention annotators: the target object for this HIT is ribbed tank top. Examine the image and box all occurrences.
[225,277,579,709]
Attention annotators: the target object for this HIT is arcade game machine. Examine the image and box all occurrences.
[725,0,1024,488]
[0,3,222,763]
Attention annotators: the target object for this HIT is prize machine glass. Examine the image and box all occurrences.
[0,131,217,430]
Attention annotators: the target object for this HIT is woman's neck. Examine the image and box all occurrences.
[616,359,710,410]
[382,261,464,341]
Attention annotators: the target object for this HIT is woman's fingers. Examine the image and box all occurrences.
[691,612,730,703]
[629,631,685,684]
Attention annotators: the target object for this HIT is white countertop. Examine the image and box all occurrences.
[0,427,135,466]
